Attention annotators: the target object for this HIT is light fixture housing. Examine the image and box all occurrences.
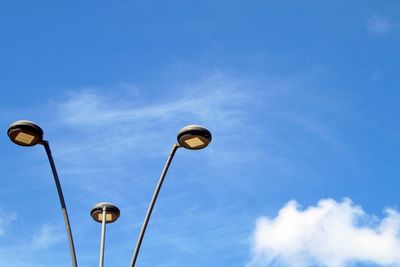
[7,120,44,146]
[177,125,212,150]
[91,202,120,224]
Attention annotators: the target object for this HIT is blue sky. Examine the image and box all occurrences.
[1,1,400,266]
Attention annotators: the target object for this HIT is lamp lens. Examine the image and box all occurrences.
[184,137,205,148]
[97,213,113,222]
[15,132,36,145]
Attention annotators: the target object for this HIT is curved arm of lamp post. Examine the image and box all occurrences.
[42,140,78,267]
[129,143,180,267]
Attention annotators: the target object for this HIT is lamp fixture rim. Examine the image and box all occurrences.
[7,120,44,146]
[90,202,120,224]
[177,125,212,150]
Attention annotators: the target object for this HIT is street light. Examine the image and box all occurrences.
[8,121,212,267]
[129,125,212,267]
[177,125,212,150]
[91,202,120,267]
[7,120,78,267]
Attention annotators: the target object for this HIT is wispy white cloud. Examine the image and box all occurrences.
[58,73,253,123]
[54,73,256,155]
[46,70,350,203]
[44,72,266,204]
[248,198,400,267]
[0,223,68,267]
[53,71,342,161]
[367,15,398,36]
[32,225,64,249]
[0,209,17,236]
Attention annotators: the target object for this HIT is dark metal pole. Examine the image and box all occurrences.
[129,143,180,267]
[42,141,78,267]
[99,206,107,267]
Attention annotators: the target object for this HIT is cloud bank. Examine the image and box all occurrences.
[248,198,400,267]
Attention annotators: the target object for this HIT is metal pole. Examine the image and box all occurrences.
[99,206,107,267]
[42,141,78,267]
[129,143,180,267]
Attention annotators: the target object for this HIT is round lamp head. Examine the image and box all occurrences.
[91,202,120,224]
[7,120,44,147]
[177,125,212,150]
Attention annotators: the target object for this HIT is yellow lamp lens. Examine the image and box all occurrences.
[15,132,35,145]
[97,213,113,222]
[183,137,205,148]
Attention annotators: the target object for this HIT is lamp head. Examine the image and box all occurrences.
[177,125,212,150]
[7,120,44,147]
[91,202,120,224]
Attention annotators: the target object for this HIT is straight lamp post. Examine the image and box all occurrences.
[91,202,120,267]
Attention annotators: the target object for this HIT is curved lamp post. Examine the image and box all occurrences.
[7,120,78,267]
[129,125,212,267]
[91,202,120,267]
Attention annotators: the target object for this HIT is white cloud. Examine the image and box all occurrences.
[46,71,349,202]
[0,209,17,236]
[32,225,64,249]
[52,72,262,162]
[248,198,400,267]
[367,15,397,36]
[41,73,265,201]
[58,74,252,126]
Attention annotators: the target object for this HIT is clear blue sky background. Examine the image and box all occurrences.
[0,1,399,266]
